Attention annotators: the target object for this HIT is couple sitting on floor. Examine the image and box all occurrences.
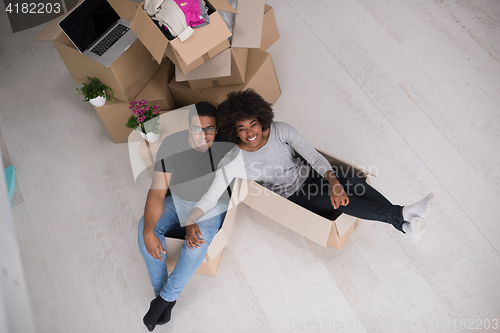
[138,89,434,331]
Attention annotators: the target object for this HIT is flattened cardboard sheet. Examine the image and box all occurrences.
[208,0,237,13]
[231,0,265,48]
[175,49,232,81]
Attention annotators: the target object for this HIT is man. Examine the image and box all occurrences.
[137,102,234,331]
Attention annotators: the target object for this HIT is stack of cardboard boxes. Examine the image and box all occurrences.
[165,0,281,107]
[35,0,280,143]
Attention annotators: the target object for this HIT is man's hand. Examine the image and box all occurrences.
[144,230,166,261]
[185,224,204,250]
[329,180,349,209]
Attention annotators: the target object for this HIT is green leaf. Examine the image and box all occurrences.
[125,116,138,129]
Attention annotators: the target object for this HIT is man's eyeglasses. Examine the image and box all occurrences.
[191,126,216,135]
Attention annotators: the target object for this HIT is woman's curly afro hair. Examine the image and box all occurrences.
[217,89,274,143]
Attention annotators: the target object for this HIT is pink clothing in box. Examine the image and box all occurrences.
[173,0,205,27]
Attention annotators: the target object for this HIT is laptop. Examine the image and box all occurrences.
[59,0,138,67]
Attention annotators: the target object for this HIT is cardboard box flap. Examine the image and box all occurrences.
[175,48,231,81]
[165,238,184,260]
[231,0,265,48]
[231,48,248,78]
[209,0,237,13]
[207,178,243,260]
[334,214,357,238]
[241,179,332,246]
[108,0,138,22]
[33,15,62,40]
[130,4,169,63]
[169,11,232,66]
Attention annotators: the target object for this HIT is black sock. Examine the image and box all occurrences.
[157,300,176,325]
[143,296,169,331]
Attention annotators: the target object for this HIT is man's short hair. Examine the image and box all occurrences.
[189,102,217,126]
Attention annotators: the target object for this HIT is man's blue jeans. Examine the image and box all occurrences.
[138,195,225,302]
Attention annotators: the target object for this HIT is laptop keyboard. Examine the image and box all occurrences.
[90,24,129,56]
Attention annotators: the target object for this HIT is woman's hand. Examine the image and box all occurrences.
[185,224,204,250]
[330,181,349,209]
[324,171,349,209]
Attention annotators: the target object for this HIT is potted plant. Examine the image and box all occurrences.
[76,76,114,107]
[126,99,161,142]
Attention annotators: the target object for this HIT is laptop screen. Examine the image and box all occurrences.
[59,0,120,53]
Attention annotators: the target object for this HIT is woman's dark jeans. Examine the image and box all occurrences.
[287,168,405,232]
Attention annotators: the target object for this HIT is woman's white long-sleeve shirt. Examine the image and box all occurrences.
[194,121,334,214]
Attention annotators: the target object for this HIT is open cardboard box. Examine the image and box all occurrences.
[132,0,235,73]
[168,49,281,107]
[33,0,161,103]
[240,150,373,250]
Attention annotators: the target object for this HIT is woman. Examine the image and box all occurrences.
[184,89,433,248]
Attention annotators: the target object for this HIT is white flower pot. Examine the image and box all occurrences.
[140,131,161,143]
[89,95,106,107]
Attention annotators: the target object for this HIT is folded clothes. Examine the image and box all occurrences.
[145,0,212,42]
[145,0,163,16]
[155,0,194,41]
[195,0,210,29]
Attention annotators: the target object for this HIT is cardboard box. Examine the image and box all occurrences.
[135,60,177,111]
[34,0,161,103]
[95,67,174,144]
[260,4,280,51]
[168,49,281,107]
[240,150,371,250]
[95,99,134,144]
[177,48,249,89]
[131,0,234,73]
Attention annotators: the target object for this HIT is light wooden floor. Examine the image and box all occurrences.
[1,0,500,332]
